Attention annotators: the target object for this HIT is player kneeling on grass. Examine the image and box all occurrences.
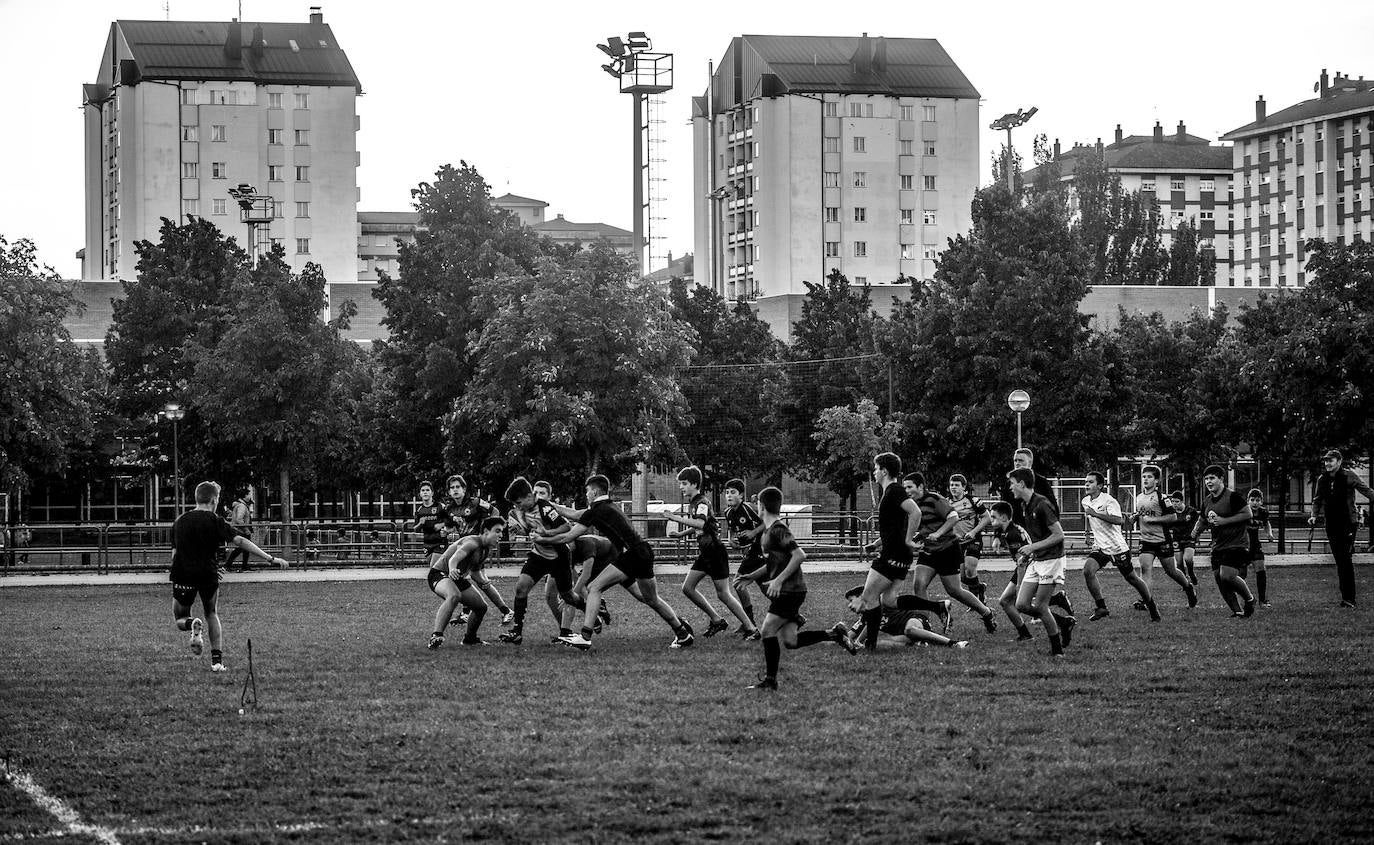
[172,481,288,672]
[427,517,505,649]
[737,486,854,690]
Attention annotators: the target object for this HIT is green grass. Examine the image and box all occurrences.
[2,568,1372,843]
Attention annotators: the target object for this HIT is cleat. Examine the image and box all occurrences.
[747,676,778,691]
[210,662,227,673]
[189,618,204,655]
[742,629,762,642]
[704,618,729,637]
[950,640,971,649]
[558,633,592,650]
[1051,651,1067,659]
[733,625,751,638]
[447,616,464,627]
[680,619,696,638]
[1242,599,1256,618]
[1147,601,1161,622]
[497,630,523,645]
[427,633,444,650]
[1016,630,1034,642]
[1339,599,1356,609]
[461,637,488,646]
[936,601,952,635]
[501,611,515,625]
[830,622,858,655]
[593,621,603,635]
[795,614,807,630]
[669,632,695,649]
[1132,600,1147,611]
[457,611,470,625]
[1089,607,1110,621]
[843,584,865,601]
[1059,615,1077,648]
[982,613,998,634]
[596,603,612,626]
[549,635,565,644]
[1260,601,1272,609]
[1188,572,1199,586]
[1185,584,1198,609]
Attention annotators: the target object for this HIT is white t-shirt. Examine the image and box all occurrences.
[1082,492,1128,555]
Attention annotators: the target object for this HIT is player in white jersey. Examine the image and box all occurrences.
[1080,472,1162,622]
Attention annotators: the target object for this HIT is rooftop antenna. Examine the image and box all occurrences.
[163,0,169,19]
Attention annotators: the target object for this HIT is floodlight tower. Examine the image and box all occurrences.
[597,32,673,278]
[228,183,274,259]
[989,107,1039,193]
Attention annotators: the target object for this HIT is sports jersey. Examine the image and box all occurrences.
[413,503,447,548]
[442,496,494,538]
[1200,488,1249,550]
[171,510,239,573]
[1021,493,1064,560]
[514,499,569,559]
[1169,505,1200,545]
[577,497,648,554]
[948,493,986,538]
[994,522,1032,558]
[1134,489,1173,543]
[914,492,958,551]
[574,534,618,566]
[724,502,763,559]
[761,521,805,594]
[1247,505,1269,553]
[1082,492,1128,555]
[878,482,914,564]
[687,492,722,546]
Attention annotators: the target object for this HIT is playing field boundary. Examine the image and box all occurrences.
[3,765,122,844]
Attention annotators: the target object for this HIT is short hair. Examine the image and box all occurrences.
[504,476,533,502]
[533,480,552,494]
[902,471,926,488]
[1202,464,1225,480]
[1247,488,1264,500]
[1166,491,1184,501]
[1086,471,1107,486]
[1324,449,1344,461]
[481,516,506,533]
[758,486,783,515]
[676,465,703,488]
[873,452,902,479]
[585,474,610,496]
[194,481,220,505]
[1142,465,1160,480]
[446,474,467,490]
[1007,467,1035,488]
[948,474,968,488]
[724,478,746,495]
[990,501,1014,520]
[1014,447,1035,465]
[418,480,434,493]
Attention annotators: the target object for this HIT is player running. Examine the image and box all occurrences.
[1130,466,1196,610]
[1246,489,1273,608]
[721,478,764,635]
[1165,491,1201,586]
[664,466,758,639]
[847,453,932,651]
[427,517,504,649]
[903,472,998,634]
[947,474,990,605]
[1080,471,1167,622]
[1008,468,1072,657]
[500,478,586,645]
[1192,465,1257,619]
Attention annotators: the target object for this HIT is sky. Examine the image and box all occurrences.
[2,0,1373,279]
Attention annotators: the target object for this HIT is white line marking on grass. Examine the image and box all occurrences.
[3,766,122,845]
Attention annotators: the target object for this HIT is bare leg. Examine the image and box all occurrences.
[712,577,756,630]
[681,569,722,623]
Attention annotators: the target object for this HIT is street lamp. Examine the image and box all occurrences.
[162,403,185,514]
[989,107,1038,193]
[1007,390,1030,450]
[228,183,274,259]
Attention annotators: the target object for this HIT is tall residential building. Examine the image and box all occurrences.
[692,34,980,302]
[82,10,362,283]
[1221,70,1374,287]
[1028,122,1234,284]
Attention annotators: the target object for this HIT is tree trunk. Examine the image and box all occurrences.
[1276,455,1289,554]
[279,466,292,552]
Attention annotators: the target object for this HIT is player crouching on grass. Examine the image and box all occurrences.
[171,481,287,672]
[427,517,505,650]
[664,466,759,640]
[737,486,854,690]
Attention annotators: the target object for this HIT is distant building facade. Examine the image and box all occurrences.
[357,211,418,281]
[1221,70,1374,287]
[82,10,362,283]
[531,214,634,253]
[492,193,549,227]
[692,34,981,302]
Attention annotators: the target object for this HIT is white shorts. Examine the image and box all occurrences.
[1024,556,1067,585]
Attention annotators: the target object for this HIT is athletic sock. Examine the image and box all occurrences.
[1015,624,1031,638]
[580,626,594,640]
[961,575,980,591]
[861,607,883,650]
[1095,598,1108,610]
[795,630,831,648]
[210,649,223,664]
[432,631,444,638]
[763,636,781,679]
[1049,592,1071,613]
[740,596,755,623]
[894,595,945,613]
[559,628,572,637]
[1257,571,1268,603]
[1049,633,1064,655]
[513,596,528,629]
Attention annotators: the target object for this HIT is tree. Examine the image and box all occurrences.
[0,237,104,497]
[811,398,899,534]
[447,244,695,492]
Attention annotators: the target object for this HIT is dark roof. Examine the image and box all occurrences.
[109,20,361,90]
[532,218,632,239]
[1222,86,1374,140]
[1027,137,1232,182]
[358,211,419,225]
[492,193,548,207]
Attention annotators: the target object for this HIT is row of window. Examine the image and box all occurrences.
[179,89,310,109]
[1142,177,1217,192]
[820,102,938,121]
[824,207,939,225]
[823,241,938,260]
[182,162,310,182]
[183,198,312,218]
[181,126,311,145]
[823,172,938,189]
[822,137,938,156]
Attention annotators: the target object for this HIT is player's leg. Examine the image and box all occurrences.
[1180,546,1198,585]
[681,568,724,627]
[910,565,936,599]
[890,567,951,634]
[506,564,538,637]
[429,575,463,648]
[851,568,896,651]
[1016,575,1063,655]
[1114,558,1159,621]
[636,576,693,642]
[172,580,204,657]
[903,618,967,648]
[563,564,632,648]
[472,569,511,623]
[1138,550,1157,594]
[201,583,225,670]
[711,577,757,633]
[1219,562,1255,617]
[733,560,757,627]
[458,582,490,644]
[1252,553,1269,607]
[1159,551,1195,605]
[999,574,1031,640]
[751,612,786,689]
[938,572,996,632]
[960,551,987,605]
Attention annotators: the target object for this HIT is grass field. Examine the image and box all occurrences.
[2,567,1372,844]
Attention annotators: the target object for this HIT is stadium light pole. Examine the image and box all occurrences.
[989,107,1038,193]
[1007,390,1030,451]
[163,402,186,515]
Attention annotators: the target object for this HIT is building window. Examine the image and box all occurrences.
[1141,178,1156,192]
[824,171,840,187]
[296,201,310,218]
[824,101,838,117]
[179,87,194,105]
[825,207,840,222]
[268,165,283,181]
[900,175,914,190]
[853,137,866,153]
[212,198,226,215]
[824,137,840,153]
[850,103,863,118]
[1200,210,1214,220]
[923,210,937,225]
[924,142,937,156]
[1200,178,1215,192]
[900,208,914,224]
[272,200,285,219]
[294,93,309,109]
[181,162,198,178]
[923,105,936,121]
[268,129,283,145]
[211,162,227,179]
[295,129,309,145]
[181,126,198,142]
[900,105,914,120]
[901,244,915,260]
[1316,128,1324,142]
[853,172,867,187]
[854,276,867,284]
[923,245,938,260]
[211,125,226,142]
[182,199,198,217]
[900,140,913,155]
[824,241,840,257]
[295,165,309,181]
[853,241,867,257]
[269,92,282,109]
[1170,178,1185,191]
[853,207,867,222]
[296,238,310,254]
[923,175,936,190]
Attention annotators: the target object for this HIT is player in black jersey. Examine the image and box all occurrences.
[1164,492,1201,586]
[411,480,448,565]
[947,475,990,605]
[664,466,758,639]
[441,474,511,624]
[572,533,629,631]
[1246,489,1273,607]
[426,517,504,649]
[500,477,586,644]
[722,478,763,634]
[904,472,998,634]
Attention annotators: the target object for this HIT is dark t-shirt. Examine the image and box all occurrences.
[996,473,1059,528]
[1169,506,1200,545]
[1200,489,1249,550]
[688,492,721,545]
[172,510,239,573]
[578,498,647,554]
[878,482,914,564]
[574,534,618,565]
[1021,493,1063,560]
[762,521,805,594]
[915,493,958,551]
[414,503,446,547]
[443,496,494,537]
[1247,505,1269,552]
[995,522,1031,558]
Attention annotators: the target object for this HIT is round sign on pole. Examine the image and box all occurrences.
[1007,390,1030,413]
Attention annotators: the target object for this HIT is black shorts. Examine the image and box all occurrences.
[424,541,446,556]
[1211,547,1250,575]
[521,548,574,592]
[428,567,471,594]
[170,565,219,607]
[767,591,807,625]
[1139,540,1175,559]
[870,557,912,583]
[613,541,655,581]
[1249,545,1265,561]
[880,609,930,637]
[960,537,983,559]
[916,544,962,577]
[690,539,731,580]
[1174,539,1195,552]
[1087,549,1133,573]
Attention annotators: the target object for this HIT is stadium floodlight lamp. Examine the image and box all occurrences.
[601,63,622,79]
[626,31,651,51]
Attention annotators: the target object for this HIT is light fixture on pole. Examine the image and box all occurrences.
[162,402,186,514]
[1007,390,1030,450]
[989,107,1038,193]
[228,183,274,259]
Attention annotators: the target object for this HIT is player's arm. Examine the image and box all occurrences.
[765,546,804,598]
[540,522,589,545]
[1088,507,1127,526]
[1018,519,1065,560]
[965,512,994,540]
[901,498,921,549]
[548,501,587,521]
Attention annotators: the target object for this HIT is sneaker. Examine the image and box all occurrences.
[1231,610,1245,618]
[830,622,858,655]
[189,618,204,655]
[705,618,729,638]
[1015,630,1034,642]
[1188,571,1199,586]
[447,616,464,628]
[457,611,471,625]
[501,610,515,625]
[1339,599,1357,609]
[462,637,488,646]
[936,600,952,635]
[497,630,522,645]
[1089,607,1110,622]
[1059,615,1077,648]
[795,614,807,630]
[950,640,971,649]
[1133,600,1147,611]
[427,633,444,650]
[549,635,566,644]
[593,621,603,635]
[843,584,865,601]
[981,613,998,634]
[1242,599,1256,618]
[210,662,227,673]
[669,631,696,649]
[747,676,778,690]
[733,625,752,638]
[1185,584,1198,609]
[680,619,696,639]
[1147,601,1161,623]
[558,633,593,650]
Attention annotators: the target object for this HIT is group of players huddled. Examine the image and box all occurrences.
[417,448,1281,690]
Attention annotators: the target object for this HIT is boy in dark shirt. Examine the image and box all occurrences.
[171,481,287,671]
[737,487,854,690]
[1165,492,1201,586]
[500,477,585,645]
[722,478,764,634]
[847,452,925,651]
[904,472,997,634]
[1193,465,1256,618]
[1008,468,1071,657]
[1246,489,1273,607]
[411,480,448,566]
[441,474,511,623]
[664,466,758,638]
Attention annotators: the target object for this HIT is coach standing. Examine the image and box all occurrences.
[1309,449,1374,608]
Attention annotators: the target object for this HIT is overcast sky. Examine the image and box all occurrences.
[3,0,1372,278]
